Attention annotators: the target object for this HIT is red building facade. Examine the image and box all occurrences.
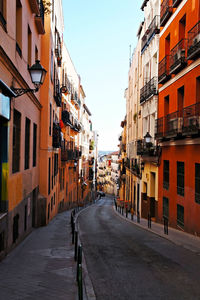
[156,0,200,235]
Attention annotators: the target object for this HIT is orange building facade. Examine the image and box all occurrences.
[0,0,96,260]
[156,0,200,235]
[0,0,44,259]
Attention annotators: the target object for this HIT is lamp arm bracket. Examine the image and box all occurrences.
[11,87,39,98]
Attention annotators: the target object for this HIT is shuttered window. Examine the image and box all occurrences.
[195,163,200,204]
[12,109,21,173]
[24,118,30,170]
[163,160,169,190]
[177,161,184,196]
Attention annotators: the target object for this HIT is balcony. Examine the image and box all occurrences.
[61,148,73,161]
[28,0,40,14]
[155,102,200,140]
[141,16,160,53]
[35,0,45,34]
[172,0,183,7]
[182,102,200,136]
[169,39,187,74]
[164,111,181,138]
[158,56,171,84]
[187,21,200,61]
[160,0,173,27]
[53,123,61,148]
[140,77,158,104]
[54,80,62,107]
[62,110,71,127]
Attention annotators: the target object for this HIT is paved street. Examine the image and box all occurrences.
[78,196,200,300]
[0,211,77,300]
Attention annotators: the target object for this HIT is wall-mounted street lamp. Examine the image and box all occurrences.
[12,60,47,97]
[144,132,152,145]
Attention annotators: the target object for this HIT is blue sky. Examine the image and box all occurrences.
[62,0,143,151]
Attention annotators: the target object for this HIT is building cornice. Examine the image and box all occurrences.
[0,46,42,110]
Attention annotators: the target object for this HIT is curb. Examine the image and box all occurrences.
[74,203,97,300]
[113,205,200,254]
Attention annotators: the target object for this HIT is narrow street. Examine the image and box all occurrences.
[78,196,200,300]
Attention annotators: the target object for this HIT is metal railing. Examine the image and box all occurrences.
[173,0,183,7]
[155,102,200,139]
[160,0,173,27]
[141,16,160,53]
[187,21,200,60]
[158,55,170,84]
[53,123,61,148]
[37,0,44,26]
[169,39,187,74]
[155,117,164,139]
[140,77,158,104]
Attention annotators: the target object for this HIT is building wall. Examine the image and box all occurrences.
[157,0,200,235]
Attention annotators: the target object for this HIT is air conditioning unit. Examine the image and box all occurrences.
[175,49,185,60]
[193,33,200,44]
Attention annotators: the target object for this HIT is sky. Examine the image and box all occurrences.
[62,0,143,151]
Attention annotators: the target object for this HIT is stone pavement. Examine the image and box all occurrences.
[0,210,79,300]
[113,204,200,254]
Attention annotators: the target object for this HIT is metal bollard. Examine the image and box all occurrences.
[164,217,168,235]
[78,264,83,300]
[148,213,151,228]
[74,231,78,261]
[126,208,128,218]
[72,221,75,244]
[77,245,82,281]
[137,212,140,223]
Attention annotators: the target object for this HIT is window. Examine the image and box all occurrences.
[12,109,21,173]
[16,0,22,57]
[25,118,30,170]
[13,214,19,243]
[163,197,169,219]
[24,205,27,231]
[28,25,32,67]
[54,153,58,177]
[163,160,169,190]
[33,123,37,167]
[196,77,200,103]
[195,163,200,204]
[48,158,51,195]
[0,0,6,28]
[49,103,52,135]
[177,204,184,228]
[0,231,4,252]
[48,203,50,220]
[177,161,184,196]
[51,197,53,211]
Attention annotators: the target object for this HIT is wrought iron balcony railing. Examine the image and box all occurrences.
[141,16,160,53]
[155,117,164,139]
[155,102,200,139]
[35,0,45,34]
[160,0,173,27]
[140,77,158,104]
[172,0,183,7]
[53,123,61,148]
[182,102,200,135]
[54,80,62,107]
[187,21,200,61]
[62,110,71,126]
[169,39,187,74]
[158,55,171,84]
